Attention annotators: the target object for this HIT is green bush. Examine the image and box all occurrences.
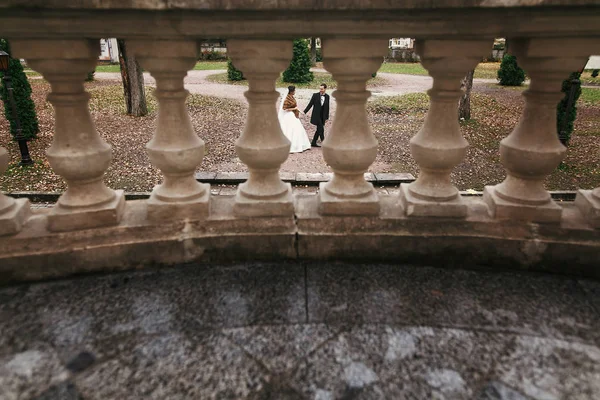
[556,72,582,145]
[497,54,526,86]
[227,59,244,81]
[316,48,322,62]
[199,50,227,61]
[86,70,95,82]
[0,39,38,140]
[283,39,314,84]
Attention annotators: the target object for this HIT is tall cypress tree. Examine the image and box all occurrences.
[0,39,39,140]
[283,39,313,84]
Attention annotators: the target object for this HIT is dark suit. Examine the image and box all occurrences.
[304,92,330,145]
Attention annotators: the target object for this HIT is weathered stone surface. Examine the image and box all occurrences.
[0,0,594,10]
[399,183,468,218]
[295,172,332,184]
[374,172,415,184]
[492,335,600,399]
[476,381,530,400]
[574,189,600,228]
[74,333,268,400]
[483,185,562,223]
[0,344,70,400]
[0,198,30,237]
[2,262,600,399]
[214,172,249,183]
[34,381,83,400]
[306,263,600,344]
[194,172,217,182]
[288,326,511,399]
[223,324,340,374]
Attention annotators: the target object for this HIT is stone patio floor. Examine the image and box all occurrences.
[1,262,599,399]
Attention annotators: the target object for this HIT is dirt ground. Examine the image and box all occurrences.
[1,70,598,192]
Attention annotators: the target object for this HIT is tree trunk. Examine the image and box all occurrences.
[458,69,475,120]
[117,39,147,117]
[310,37,317,66]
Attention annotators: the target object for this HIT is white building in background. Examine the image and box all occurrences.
[585,56,600,70]
[99,38,119,63]
[389,38,414,49]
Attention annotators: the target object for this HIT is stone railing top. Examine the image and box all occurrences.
[1,0,600,9]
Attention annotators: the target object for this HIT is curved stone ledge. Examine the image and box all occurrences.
[0,195,598,285]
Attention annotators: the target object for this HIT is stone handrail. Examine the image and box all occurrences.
[0,2,599,284]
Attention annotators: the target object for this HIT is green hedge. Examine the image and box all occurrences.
[497,54,525,86]
[283,39,314,84]
[227,59,244,81]
[0,39,38,140]
[556,72,582,145]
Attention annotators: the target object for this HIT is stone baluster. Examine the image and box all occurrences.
[484,38,592,223]
[11,39,125,232]
[399,39,490,218]
[227,40,293,217]
[318,39,387,215]
[128,40,210,220]
[575,188,600,228]
[0,147,30,236]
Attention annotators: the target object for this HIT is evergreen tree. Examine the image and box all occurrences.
[556,71,582,145]
[0,39,39,140]
[283,39,313,84]
[497,54,525,86]
[227,59,244,81]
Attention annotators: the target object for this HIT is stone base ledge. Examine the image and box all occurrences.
[398,184,467,218]
[0,195,599,285]
[483,186,562,223]
[574,189,600,229]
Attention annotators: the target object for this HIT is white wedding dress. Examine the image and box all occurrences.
[278,93,311,153]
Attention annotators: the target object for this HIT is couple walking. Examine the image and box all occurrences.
[277,84,330,153]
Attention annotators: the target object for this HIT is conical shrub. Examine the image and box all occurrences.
[283,39,313,84]
[0,38,39,140]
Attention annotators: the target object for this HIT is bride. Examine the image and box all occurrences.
[278,86,311,153]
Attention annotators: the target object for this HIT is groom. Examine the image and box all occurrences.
[304,83,330,147]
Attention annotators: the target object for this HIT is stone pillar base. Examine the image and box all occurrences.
[234,183,294,218]
[574,189,600,228]
[48,190,126,232]
[147,184,210,221]
[0,198,31,236]
[318,182,380,216]
[483,186,561,223]
[399,183,467,218]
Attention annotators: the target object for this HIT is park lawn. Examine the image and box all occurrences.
[193,61,227,70]
[580,87,600,105]
[206,71,385,89]
[2,79,599,193]
[581,70,600,86]
[95,61,227,73]
[378,62,500,80]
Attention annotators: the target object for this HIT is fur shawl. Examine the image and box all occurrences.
[283,94,299,118]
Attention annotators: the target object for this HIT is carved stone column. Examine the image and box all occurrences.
[227,40,293,217]
[399,39,490,218]
[483,38,592,223]
[318,39,387,216]
[128,40,210,220]
[0,147,30,236]
[12,39,125,232]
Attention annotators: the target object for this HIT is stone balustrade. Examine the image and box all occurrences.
[0,1,599,284]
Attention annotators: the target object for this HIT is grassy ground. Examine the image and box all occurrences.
[94,61,227,73]
[378,62,501,79]
[368,85,600,191]
[206,71,385,90]
[2,78,599,192]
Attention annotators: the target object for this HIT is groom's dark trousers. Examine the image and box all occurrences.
[304,92,330,145]
[312,109,325,145]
